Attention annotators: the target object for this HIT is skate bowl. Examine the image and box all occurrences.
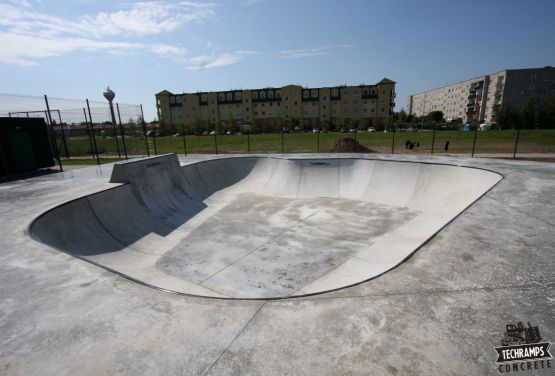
[29,154,502,299]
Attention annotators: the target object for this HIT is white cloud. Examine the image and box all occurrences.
[278,44,352,59]
[78,2,217,37]
[0,1,207,65]
[0,32,149,65]
[184,50,258,70]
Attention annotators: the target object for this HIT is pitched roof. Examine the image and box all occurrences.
[155,90,173,95]
[377,78,396,84]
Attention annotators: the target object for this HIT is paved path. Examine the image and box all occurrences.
[1,153,553,375]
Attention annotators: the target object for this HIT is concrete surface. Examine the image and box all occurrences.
[29,155,500,299]
[0,153,553,375]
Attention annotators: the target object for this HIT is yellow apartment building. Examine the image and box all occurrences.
[155,78,395,130]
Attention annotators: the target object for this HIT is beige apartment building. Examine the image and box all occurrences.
[155,78,395,130]
[407,66,555,123]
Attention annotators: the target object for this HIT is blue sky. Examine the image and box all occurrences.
[1,0,554,121]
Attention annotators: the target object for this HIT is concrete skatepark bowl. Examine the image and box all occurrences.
[29,154,502,299]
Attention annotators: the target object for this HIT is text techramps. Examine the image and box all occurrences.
[30,154,502,299]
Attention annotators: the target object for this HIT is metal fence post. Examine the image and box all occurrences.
[83,108,99,164]
[181,125,188,156]
[152,133,158,155]
[86,99,101,166]
[281,130,284,153]
[56,110,70,159]
[391,126,395,154]
[44,110,63,171]
[317,131,320,153]
[44,96,63,171]
[431,123,437,155]
[214,132,218,154]
[140,104,150,157]
[44,95,70,159]
[247,132,251,154]
[471,125,478,157]
[115,103,128,159]
[513,125,521,159]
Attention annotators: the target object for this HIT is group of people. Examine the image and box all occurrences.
[404,140,420,150]
[404,140,451,151]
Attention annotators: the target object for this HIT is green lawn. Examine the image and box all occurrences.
[54,129,555,158]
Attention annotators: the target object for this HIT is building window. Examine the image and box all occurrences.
[311,89,318,98]
[235,92,241,100]
[268,91,274,99]
[219,93,225,101]
[226,93,233,101]
[260,91,266,99]
[252,91,259,99]
[303,90,309,98]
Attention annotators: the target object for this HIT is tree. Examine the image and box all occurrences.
[427,110,444,123]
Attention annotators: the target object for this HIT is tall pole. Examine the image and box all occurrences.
[86,99,101,166]
[181,124,188,156]
[281,129,284,153]
[55,109,70,159]
[83,108,97,162]
[247,132,251,154]
[471,125,478,157]
[103,87,121,159]
[391,125,395,154]
[140,104,150,157]
[115,103,128,159]
[44,95,63,171]
[513,126,521,159]
[431,122,437,155]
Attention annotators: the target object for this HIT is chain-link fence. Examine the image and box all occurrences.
[2,93,555,169]
[0,93,150,169]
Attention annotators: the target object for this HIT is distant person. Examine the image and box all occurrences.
[416,142,420,148]
[409,142,415,150]
[405,140,410,149]
[444,141,450,151]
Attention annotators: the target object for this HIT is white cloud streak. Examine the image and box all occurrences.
[0,1,209,65]
[278,44,352,59]
[183,50,259,70]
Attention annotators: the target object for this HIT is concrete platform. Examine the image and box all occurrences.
[28,155,501,299]
[1,153,553,375]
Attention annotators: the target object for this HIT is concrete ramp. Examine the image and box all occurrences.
[29,154,502,299]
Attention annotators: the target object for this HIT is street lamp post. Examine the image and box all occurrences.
[103,87,122,159]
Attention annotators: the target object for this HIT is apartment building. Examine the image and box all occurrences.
[155,78,395,129]
[407,67,555,123]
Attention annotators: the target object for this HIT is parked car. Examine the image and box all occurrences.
[367,127,376,132]
[340,127,349,133]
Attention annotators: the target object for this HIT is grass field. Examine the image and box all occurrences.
[55,129,555,159]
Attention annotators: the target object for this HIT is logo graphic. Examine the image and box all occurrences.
[495,321,552,373]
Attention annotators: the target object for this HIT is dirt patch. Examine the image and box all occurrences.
[328,137,376,153]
